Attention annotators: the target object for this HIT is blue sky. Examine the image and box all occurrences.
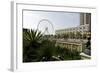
[23,10,80,34]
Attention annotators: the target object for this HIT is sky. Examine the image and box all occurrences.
[23,10,80,35]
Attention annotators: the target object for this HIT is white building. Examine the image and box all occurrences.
[55,13,91,35]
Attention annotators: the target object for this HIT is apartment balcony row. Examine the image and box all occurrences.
[55,24,90,35]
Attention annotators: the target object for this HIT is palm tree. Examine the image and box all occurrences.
[23,28,43,62]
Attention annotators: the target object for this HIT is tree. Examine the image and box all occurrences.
[86,37,91,50]
[75,31,82,39]
[63,33,69,39]
[83,33,87,39]
[23,28,43,62]
[83,37,91,56]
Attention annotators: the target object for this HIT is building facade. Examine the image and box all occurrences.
[55,13,91,35]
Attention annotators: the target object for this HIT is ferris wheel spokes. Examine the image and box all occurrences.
[37,19,55,35]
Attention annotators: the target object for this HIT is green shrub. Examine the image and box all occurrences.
[23,28,81,62]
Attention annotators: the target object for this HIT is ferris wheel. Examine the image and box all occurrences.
[37,19,54,35]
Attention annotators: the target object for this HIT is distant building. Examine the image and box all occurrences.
[55,13,91,53]
[55,13,91,35]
